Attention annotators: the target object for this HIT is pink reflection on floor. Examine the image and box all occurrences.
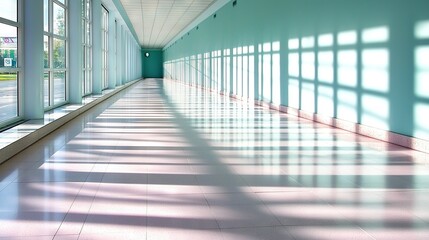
[0,79,428,239]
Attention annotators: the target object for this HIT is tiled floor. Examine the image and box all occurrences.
[1,78,429,240]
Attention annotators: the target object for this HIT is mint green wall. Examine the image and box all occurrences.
[163,0,429,141]
[143,49,163,78]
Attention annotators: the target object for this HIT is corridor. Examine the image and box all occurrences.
[0,78,429,240]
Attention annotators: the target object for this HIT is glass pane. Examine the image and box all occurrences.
[105,32,108,49]
[44,36,50,68]
[84,47,87,68]
[104,53,108,68]
[86,47,91,68]
[53,38,65,68]
[44,0,49,32]
[0,24,18,68]
[101,70,105,88]
[104,70,108,87]
[44,72,50,107]
[101,13,104,29]
[101,36,104,51]
[102,52,105,69]
[0,0,17,22]
[86,0,91,19]
[53,71,65,104]
[102,10,107,29]
[86,22,91,44]
[81,0,85,16]
[0,72,18,122]
[53,3,65,36]
[84,71,88,94]
[58,0,65,4]
[82,45,85,67]
[81,71,84,93]
[81,19,85,42]
[86,70,92,94]
[103,34,107,51]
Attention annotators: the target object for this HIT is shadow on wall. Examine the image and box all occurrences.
[414,20,429,140]
[164,16,429,142]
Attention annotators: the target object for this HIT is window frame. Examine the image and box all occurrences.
[101,5,108,90]
[82,0,92,96]
[44,0,68,110]
[0,0,23,127]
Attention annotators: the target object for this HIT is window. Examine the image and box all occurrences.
[115,19,117,85]
[101,6,108,89]
[44,0,68,109]
[82,0,92,95]
[0,0,20,125]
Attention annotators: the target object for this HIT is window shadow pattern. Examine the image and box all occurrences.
[1,79,429,239]
[163,0,429,146]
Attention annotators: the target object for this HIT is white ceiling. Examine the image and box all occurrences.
[119,0,217,49]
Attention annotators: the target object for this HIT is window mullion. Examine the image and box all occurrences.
[0,18,19,27]
[53,0,66,8]
[49,34,53,106]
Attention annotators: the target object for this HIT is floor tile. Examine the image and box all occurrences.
[257,191,351,226]
[80,213,146,235]
[221,226,295,240]
[204,192,263,206]
[53,235,79,240]
[0,236,54,240]
[0,211,65,237]
[210,204,281,228]
[78,232,146,240]
[13,169,90,183]
[147,194,218,229]
[0,182,82,212]
[364,228,429,240]
[286,225,374,240]
[147,228,222,240]
[1,79,429,239]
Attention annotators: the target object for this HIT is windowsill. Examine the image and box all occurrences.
[0,79,141,164]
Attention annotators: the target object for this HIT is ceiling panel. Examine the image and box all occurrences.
[119,0,217,49]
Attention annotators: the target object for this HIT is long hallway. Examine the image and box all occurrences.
[1,78,429,240]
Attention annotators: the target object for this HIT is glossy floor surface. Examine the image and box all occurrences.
[1,78,429,240]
